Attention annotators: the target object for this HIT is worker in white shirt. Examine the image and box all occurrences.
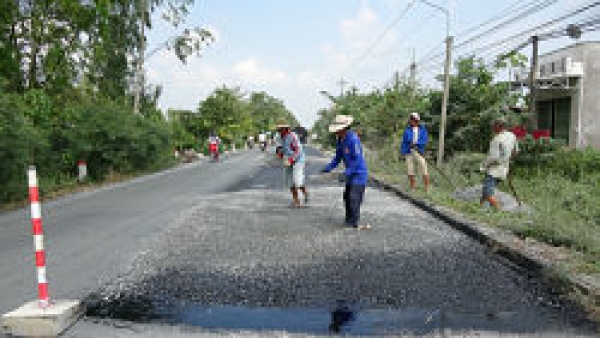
[480,117,519,210]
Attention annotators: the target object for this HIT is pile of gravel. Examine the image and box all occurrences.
[453,185,531,213]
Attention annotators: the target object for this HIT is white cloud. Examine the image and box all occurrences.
[323,1,406,76]
[232,57,287,84]
[296,70,326,87]
[340,3,377,43]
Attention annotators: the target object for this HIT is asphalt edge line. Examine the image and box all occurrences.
[368,174,600,313]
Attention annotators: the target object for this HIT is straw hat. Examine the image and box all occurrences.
[328,115,354,133]
[275,118,290,129]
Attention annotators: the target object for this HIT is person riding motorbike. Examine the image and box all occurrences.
[208,133,221,162]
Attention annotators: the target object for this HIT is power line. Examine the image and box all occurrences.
[342,0,417,75]
[454,0,537,38]
[415,0,600,72]
[347,0,548,87]
[460,1,600,57]
[538,14,600,40]
[411,0,557,70]
[453,0,559,50]
[418,0,600,72]
[369,8,439,61]
[341,1,600,93]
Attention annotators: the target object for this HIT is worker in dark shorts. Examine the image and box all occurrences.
[480,117,519,210]
[321,115,370,230]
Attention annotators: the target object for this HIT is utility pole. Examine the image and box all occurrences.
[529,35,539,129]
[394,71,400,92]
[418,0,453,167]
[133,0,146,115]
[338,78,348,97]
[437,35,453,166]
[410,49,417,98]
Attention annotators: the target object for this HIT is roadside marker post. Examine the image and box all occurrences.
[2,166,82,337]
[27,165,51,307]
[77,160,87,182]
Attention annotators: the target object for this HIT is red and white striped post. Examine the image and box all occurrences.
[77,160,87,182]
[27,165,50,308]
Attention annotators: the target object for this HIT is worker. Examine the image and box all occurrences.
[276,119,308,207]
[208,132,221,162]
[480,117,519,210]
[400,112,429,192]
[258,133,267,151]
[321,115,370,230]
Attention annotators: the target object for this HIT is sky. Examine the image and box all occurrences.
[146,0,600,128]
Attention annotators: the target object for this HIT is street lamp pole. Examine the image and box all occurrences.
[419,0,452,166]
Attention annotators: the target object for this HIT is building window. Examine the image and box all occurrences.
[537,97,571,143]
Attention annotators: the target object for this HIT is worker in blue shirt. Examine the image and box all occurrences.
[400,112,429,192]
[322,115,370,230]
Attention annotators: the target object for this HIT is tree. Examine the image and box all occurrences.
[428,56,524,154]
[196,87,252,144]
[248,91,298,134]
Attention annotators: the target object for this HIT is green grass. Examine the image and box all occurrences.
[364,142,600,275]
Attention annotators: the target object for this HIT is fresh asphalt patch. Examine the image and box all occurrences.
[80,153,598,336]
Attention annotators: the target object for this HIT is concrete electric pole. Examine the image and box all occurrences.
[437,35,453,166]
[417,0,453,166]
[529,35,539,129]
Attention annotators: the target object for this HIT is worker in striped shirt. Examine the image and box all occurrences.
[276,119,308,208]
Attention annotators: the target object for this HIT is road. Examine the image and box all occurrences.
[0,151,263,314]
[0,148,596,337]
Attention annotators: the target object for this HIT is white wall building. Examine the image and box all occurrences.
[515,42,600,149]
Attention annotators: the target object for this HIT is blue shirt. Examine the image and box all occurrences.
[282,132,305,163]
[324,131,368,185]
[400,125,428,155]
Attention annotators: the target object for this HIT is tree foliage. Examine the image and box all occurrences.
[313,56,527,157]
[169,87,298,150]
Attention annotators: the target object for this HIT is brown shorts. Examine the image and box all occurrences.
[405,150,428,176]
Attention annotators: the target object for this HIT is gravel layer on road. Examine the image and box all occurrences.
[83,153,596,335]
[87,187,574,317]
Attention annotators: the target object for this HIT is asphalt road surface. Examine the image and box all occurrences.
[0,147,596,337]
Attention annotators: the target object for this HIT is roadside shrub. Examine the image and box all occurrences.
[1,91,175,205]
[58,98,173,180]
[0,94,43,202]
[515,145,600,181]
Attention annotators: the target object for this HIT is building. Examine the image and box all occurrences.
[515,42,600,149]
